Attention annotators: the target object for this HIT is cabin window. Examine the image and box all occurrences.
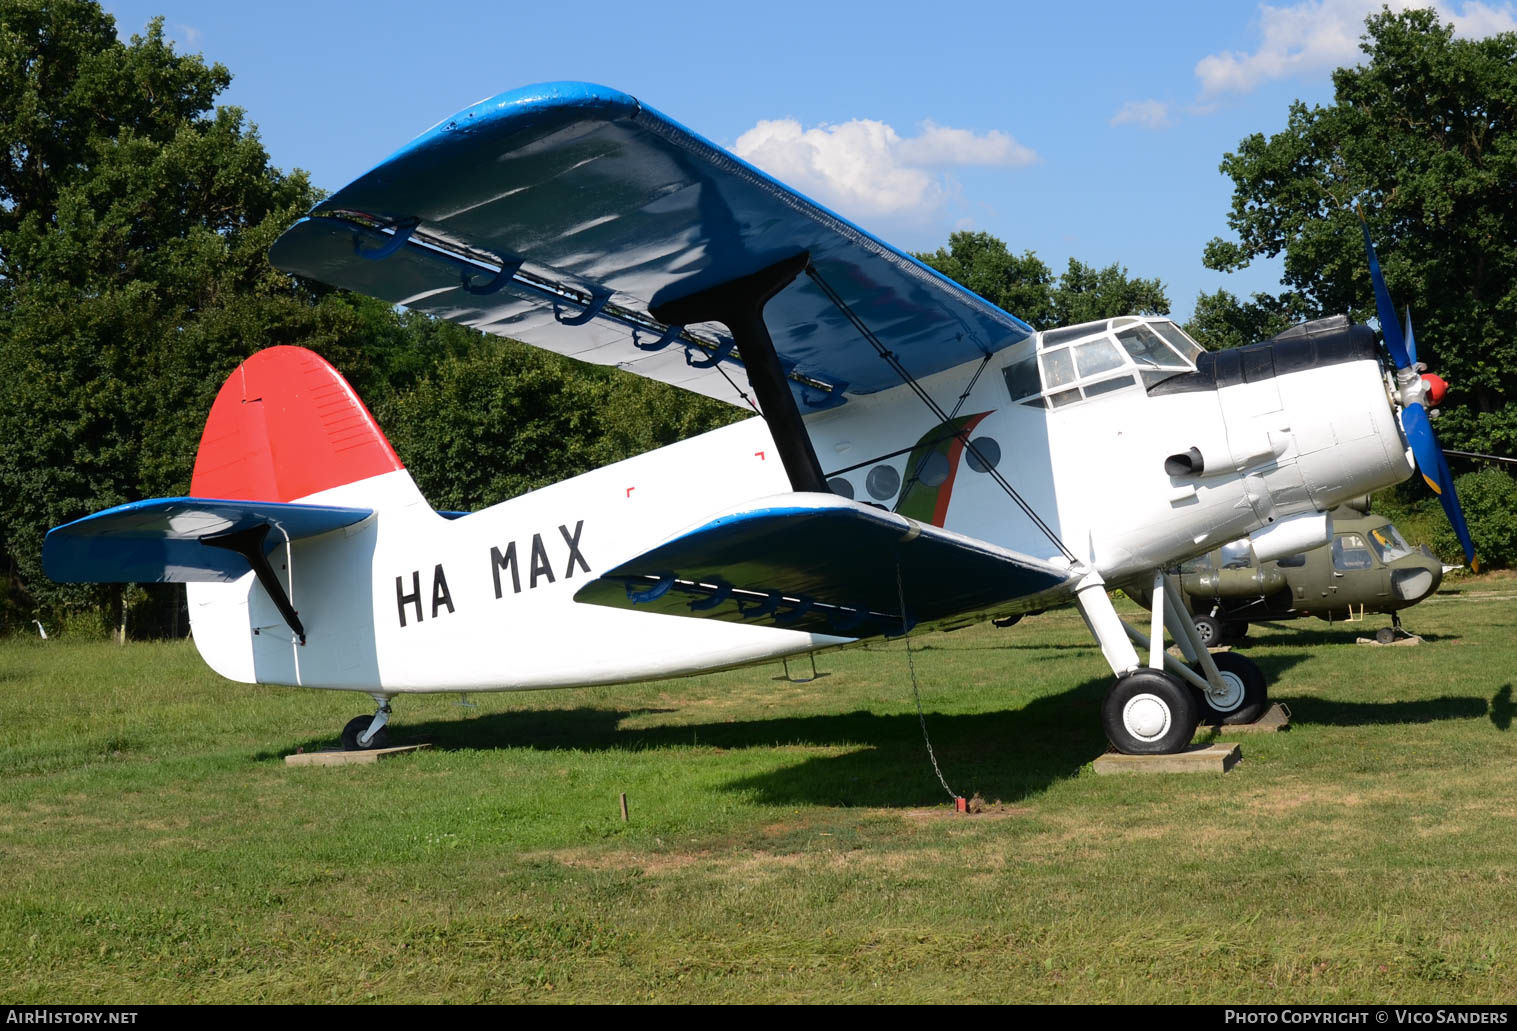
[1002,354,1040,401]
[1277,553,1308,568]
[1332,533,1375,571]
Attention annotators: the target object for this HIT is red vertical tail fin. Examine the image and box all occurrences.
[191,346,409,503]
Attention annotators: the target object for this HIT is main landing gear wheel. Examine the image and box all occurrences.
[1101,669,1199,754]
[1222,620,1250,643]
[1192,613,1224,647]
[1193,651,1268,725]
[341,714,389,751]
[1376,626,1397,645]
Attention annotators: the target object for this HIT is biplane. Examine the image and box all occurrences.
[44,82,1476,755]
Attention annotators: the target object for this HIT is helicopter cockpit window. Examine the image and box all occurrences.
[1366,524,1415,563]
[1332,533,1375,571]
[1179,554,1214,574]
[1219,540,1253,569]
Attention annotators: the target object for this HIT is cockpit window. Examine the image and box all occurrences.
[1040,348,1077,389]
[1332,533,1375,571]
[1074,338,1125,377]
[1152,321,1204,362]
[1366,524,1414,563]
[1116,324,1187,368]
[1041,319,1109,348]
[1003,317,1202,410]
[1180,554,1214,574]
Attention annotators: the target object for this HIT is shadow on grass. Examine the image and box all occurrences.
[1283,692,1498,728]
[266,651,1330,807]
[1243,622,1452,646]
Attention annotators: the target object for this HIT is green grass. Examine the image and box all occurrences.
[1,577,1515,1003]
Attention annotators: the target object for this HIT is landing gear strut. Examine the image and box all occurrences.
[1077,569,1271,753]
[341,695,392,751]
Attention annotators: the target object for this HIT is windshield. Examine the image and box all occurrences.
[1366,523,1415,563]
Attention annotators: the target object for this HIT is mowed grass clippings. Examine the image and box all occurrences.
[0,576,1514,1003]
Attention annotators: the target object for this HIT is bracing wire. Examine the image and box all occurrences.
[805,263,1077,563]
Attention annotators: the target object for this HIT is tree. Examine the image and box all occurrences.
[1049,258,1168,327]
[1202,7,1517,454]
[0,2,408,629]
[915,231,1170,330]
[914,231,1055,328]
[1183,289,1311,351]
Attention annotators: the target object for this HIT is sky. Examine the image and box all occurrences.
[101,0,1517,323]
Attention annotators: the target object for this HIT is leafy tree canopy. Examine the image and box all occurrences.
[915,230,1168,331]
[1202,7,1517,454]
[0,0,739,632]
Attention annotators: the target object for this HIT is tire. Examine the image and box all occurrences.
[1193,613,1223,647]
[1375,626,1397,645]
[1222,620,1249,643]
[341,714,389,751]
[1101,670,1199,755]
[1194,651,1268,725]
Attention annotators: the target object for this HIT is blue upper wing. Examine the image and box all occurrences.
[269,82,1033,410]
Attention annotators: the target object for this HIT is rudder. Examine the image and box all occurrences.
[192,346,410,504]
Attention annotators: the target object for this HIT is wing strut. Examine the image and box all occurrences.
[804,263,1078,563]
[202,524,307,645]
[652,253,828,494]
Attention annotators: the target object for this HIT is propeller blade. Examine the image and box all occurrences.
[1401,402,1479,570]
[1358,211,1412,369]
[1404,307,1417,367]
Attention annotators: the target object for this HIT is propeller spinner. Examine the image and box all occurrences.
[1357,211,1479,571]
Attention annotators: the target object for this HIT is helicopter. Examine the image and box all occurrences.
[1126,495,1445,646]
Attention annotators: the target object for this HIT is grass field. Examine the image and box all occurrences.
[1,577,1515,1004]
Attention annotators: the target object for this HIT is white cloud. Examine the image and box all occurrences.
[1110,99,1175,129]
[733,117,1036,219]
[1196,0,1517,96]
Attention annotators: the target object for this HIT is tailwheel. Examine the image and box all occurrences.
[1194,651,1268,725]
[340,697,392,751]
[1101,669,1199,754]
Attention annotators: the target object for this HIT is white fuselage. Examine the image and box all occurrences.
[189,325,1411,696]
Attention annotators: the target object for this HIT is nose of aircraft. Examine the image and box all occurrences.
[1391,556,1443,603]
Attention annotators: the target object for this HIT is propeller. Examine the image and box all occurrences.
[1357,210,1478,571]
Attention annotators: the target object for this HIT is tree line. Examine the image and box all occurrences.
[1,1,1513,636]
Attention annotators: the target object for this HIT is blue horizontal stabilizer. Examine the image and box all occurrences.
[572,495,1074,638]
[44,498,374,584]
